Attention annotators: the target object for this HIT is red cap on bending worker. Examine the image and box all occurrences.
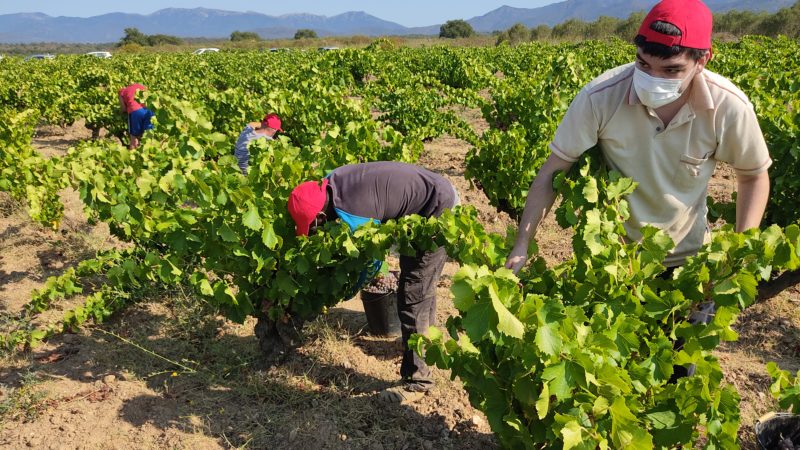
[288,179,328,236]
[637,0,712,50]
[262,113,283,133]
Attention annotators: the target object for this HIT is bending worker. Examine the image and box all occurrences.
[288,161,459,403]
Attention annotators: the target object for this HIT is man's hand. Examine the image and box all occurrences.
[504,154,573,275]
[505,245,529,274]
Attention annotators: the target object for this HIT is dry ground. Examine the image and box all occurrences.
[1,113,798,450]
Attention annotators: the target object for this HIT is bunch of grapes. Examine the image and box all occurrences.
[362,271,399,294]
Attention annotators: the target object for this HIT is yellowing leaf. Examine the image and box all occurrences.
[536,382,550,420]
[489,284,524,339]
[561,421,584,450]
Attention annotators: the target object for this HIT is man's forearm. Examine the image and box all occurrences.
[505,154,574,272]
[512,155,573,248]
[735,171,770,232]
[514,178,558,248]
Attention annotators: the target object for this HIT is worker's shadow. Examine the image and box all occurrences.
[325,306,406,362]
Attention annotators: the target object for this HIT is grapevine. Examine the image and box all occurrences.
[1,40,800,448]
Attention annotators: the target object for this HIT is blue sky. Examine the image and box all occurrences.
[3,1,560,27]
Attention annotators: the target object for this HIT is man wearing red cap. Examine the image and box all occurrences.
[118,83,154,149]
[288,161,459,403]
[504,0,771,376]
[233,113,282,175]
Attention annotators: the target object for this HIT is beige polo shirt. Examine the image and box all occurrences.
[550,63,771,266]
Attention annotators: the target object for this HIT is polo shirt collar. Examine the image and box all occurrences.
[626,69,716,111]
[693,71,715,110]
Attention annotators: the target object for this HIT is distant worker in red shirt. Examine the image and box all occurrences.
[118,83,154,149]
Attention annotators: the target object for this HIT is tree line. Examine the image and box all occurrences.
[436,1,800,43]
[230,29,319,41]
[496,1,800,44]
[117,28,184,47]
[116,27,322,46]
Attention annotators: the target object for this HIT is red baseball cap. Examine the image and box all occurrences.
[288,178,328,236]
[262,113,283,132]
[638,0,712,50]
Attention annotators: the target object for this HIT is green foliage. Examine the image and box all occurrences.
[146,34,183,46]
[439,20,475,39]
[614,12,646,41]
[0,250,140,351]
[230,31,261,42]
[496,23,531,46]
[466,124,544,218]
[371,73,481,142]
[708,36,800,226]
[2,41,800,448]
[416,158,800,449]
[767,362,800,412]
[0,108,67,228]
[717,2,800,38]
[294,29,318,40]
[519,4,800,43]
[552,19,589,40]
[759,1,800,37]
[365,38,395,51]
[467,42,630,217]
[0,86,468,347]
[118,28,148,47]
[530,24,552,41]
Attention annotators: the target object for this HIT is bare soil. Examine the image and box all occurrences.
[0,117,797,450]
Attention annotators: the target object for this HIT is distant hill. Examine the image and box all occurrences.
[0,8,415,43]
[466,0,795,32]
[0,1,794,44]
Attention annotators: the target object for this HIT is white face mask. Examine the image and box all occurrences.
[633,66,696,109]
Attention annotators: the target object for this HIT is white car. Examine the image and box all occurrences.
[192,48,220,55]
[86,51,112,59]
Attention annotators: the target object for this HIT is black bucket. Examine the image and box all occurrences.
[360,290,401,337]
[755,412,800,449]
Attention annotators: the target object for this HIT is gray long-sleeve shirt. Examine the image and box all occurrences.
[233,125,273,174]
[327,161,457,224]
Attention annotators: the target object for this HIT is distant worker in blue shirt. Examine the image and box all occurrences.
[233,113,282,175]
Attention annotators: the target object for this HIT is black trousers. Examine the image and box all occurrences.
[397,245,448,391]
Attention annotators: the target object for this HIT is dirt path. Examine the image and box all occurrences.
[1,119,798,450]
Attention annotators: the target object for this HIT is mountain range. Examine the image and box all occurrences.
[0,0,793,44]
